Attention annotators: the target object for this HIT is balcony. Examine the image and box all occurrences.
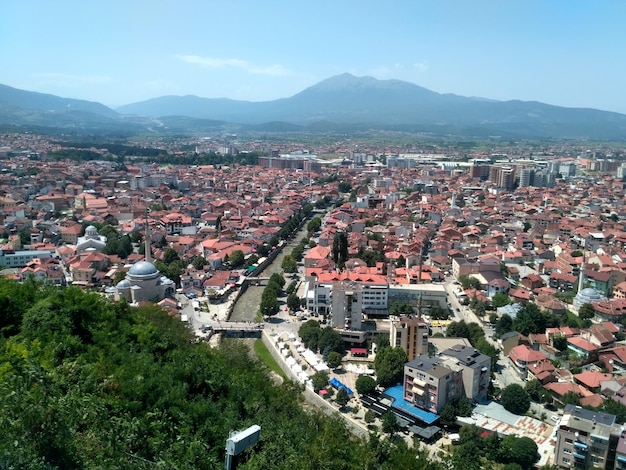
[573,452,586,460]
[574,441,588,451]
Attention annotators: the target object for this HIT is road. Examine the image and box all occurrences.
[443,279,499,348]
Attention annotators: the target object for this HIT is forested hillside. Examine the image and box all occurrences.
[0,280,447,469]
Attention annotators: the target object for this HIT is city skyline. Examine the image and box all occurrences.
[2,1,626,113]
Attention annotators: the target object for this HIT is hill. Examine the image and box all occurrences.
[0,279,435,469]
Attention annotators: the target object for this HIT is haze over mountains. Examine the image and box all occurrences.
[2,74,626,139]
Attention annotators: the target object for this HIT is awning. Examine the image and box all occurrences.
[413,378,426,387]
[412,386,425,396]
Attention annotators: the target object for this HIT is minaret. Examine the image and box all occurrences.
[145,208,151,263]
[578,252,585,292]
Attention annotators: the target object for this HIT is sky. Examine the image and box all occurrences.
[2,1,626,113]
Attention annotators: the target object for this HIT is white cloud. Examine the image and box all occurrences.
[412,62,429,72]
[175,55,290,76]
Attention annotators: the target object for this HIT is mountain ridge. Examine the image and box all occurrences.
[2,74,626,139]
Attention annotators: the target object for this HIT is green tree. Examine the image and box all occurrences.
[600,398,626,424]
[260,293,279,317]
[299,320,322,351]
[495,314,514,337]
[307,217,322,233]
[355,375,377,396]
[286,292,301,312]
[491,292,510,308]
[281,254,298,273]
[499,435,539,469]
[318,326,345,355]
[332,231,348,268]
[501,384,531,415]
[191,255,207,270]
[475,337,500,371]
[459,274,481,290]
[381,412,399,436]
[269,272,286,288]
[525,379,550,404]
[562,391,581,406]
[311,370,329,392]
[326,351,343,369]
[336,388,349,409]
[338,181,352,193]
[374,347,408,388]
[228,249,245,268]
[439,404,458,429]
[364,409,376,425]
[552,335,568,351]
[162,247,180,264]
[579,303,595,321]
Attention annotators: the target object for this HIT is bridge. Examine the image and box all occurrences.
[245,276,272,286]
[201,321,264,336]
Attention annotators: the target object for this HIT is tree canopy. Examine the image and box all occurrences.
[501,384,531,415]
[374,347,408,388]
[0,278,474,469]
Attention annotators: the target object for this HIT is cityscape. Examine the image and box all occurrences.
[2,128,626,468]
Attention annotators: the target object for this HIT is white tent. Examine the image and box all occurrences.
[302,349,319,367]
[314,362,329,372]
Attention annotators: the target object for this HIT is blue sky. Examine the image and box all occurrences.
[2,1,626,113]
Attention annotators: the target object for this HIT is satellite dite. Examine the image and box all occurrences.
[225,425,261,470]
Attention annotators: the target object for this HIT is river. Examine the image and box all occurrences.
[229,223,311,322]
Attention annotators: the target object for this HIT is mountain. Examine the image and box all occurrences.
[117,74,626,139]
[3,75,626,139]
[0,83,144,133]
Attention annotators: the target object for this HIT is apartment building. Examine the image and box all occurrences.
[555,404,620,469]
[440,345,491,404]
[403,345,491,414]
[403,355,463,414]
[390,316,429,361]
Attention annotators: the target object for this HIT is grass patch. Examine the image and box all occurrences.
[254,339,287,380]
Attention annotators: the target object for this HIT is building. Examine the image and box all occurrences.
[111,224,175,304]
[403,344,491,414]
[390,316,429,361]
[75,225,107,253]
[0,248,55,268]
[554,404,620,469]
[404,355,463,414]
[113,260,175,304]
[439,344,491,404]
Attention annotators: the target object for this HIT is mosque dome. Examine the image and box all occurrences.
[573,287,605,309]
[85,225,99,238]
[116,279,131,289]
[128,261,159,277]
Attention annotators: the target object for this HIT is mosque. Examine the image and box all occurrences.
[571,255,606,313]
[111,223,175,304]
